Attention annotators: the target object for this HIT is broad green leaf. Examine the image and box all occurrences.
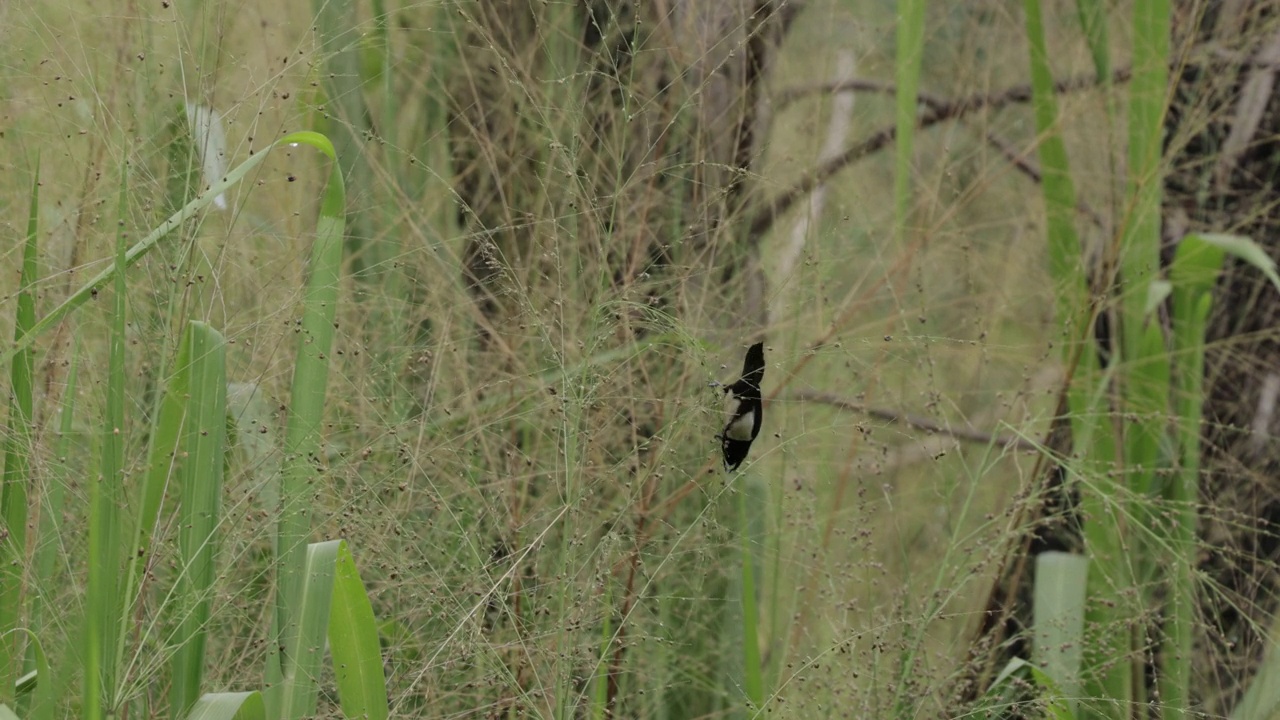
[277,540,342,720]
[170,323,229,718]
[1025,0,1131,709]
[328,542,389,720]
[1174,233,1280,293]
[185,691,266,720]
[1165,232,1234,720]
[270,132,346,719]
[85,165,131,720]
[1034,552,1088,716]
[1146,280,1171,316]
[125,319,193,640]
[7,629,50,720]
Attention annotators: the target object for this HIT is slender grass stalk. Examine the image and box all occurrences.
[1074,0,1122,248]
[0,161,41,704]
[893,0,927,251]
[170,322,228,718]
[1107,2,1170,714]
[889,7,928,709]
[267,134,346,718]
[591,586,611,720]
[1121,0,1169,366]
[1023,0,1129,712]
[543,12,592,713]
[738,476,765,714]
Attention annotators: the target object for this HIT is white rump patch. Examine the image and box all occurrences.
[725,410,755,441]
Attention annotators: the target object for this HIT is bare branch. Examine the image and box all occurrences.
[981,129,1108,230]
[787,388,1037,452]
[749,66,1133,242]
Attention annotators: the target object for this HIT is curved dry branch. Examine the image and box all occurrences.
[787,389,1037,452]
[748,66,1132,242]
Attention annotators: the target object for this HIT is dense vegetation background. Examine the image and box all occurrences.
[3,0,1280,717]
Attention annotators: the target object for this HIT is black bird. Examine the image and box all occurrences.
[717,342,765,471]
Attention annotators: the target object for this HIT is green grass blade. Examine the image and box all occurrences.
[0,161,41,704]
[184,691,266,720]
[1076,0,1111,83]
[1034,552,1089,716]
[1166,233,1278,718]
[84,166,131,719]
[1231,620,1280,720]
[327,541,388,720]
[1023,0,1085,304]
[1117,0,1171,517]
[123,324,192,650]
[313,0,376,278]
[1023,0,1130,711]
[277,541,341,720]
[893,0,927,249]
[981,658,1077,720]
[170,322,228,718]
[0,132,342,371]
[1121,0,1170,364]
[271,133,345,699]
[15,630,51,720]
[1116,4,1170,714]
[29,348,75,720]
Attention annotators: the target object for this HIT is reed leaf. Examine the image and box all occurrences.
[170,322,228,718]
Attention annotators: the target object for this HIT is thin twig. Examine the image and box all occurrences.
[788,389,1037,452]
[981,129,1108,230]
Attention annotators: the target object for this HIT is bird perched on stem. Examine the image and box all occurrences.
[715,342,765,471]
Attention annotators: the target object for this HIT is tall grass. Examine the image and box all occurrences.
[0,124,388,717]
[6,1,1280,718]
[1021,0,1280,717]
